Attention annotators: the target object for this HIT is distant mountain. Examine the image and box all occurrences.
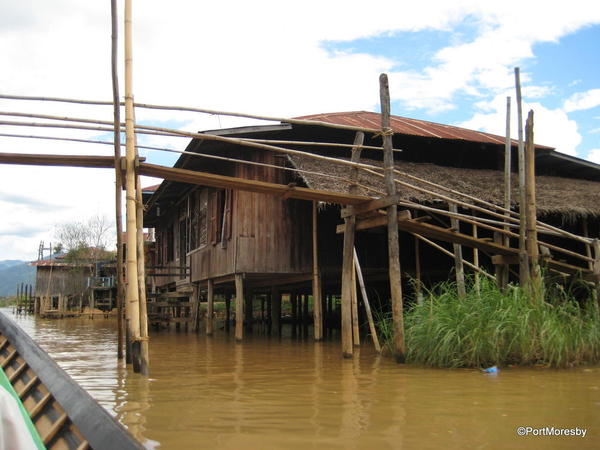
[0,260,36,297]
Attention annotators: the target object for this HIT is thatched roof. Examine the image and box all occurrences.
[288,155,600,219]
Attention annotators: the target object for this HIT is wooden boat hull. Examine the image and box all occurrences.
[0,312,142,450]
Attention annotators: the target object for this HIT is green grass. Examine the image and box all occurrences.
[376,277,600,368]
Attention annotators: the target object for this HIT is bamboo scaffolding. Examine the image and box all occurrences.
[110,0,125,361]
[0,112,591,244]
[515,67,530,284]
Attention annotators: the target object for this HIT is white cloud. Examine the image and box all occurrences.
[587,149,600,163]
[564,89,600,112]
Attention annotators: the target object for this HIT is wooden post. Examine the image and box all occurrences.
[245,290,253,333]
[234,274,244,342]
[266,292,272,334]
[494,232,508,289]
[302,294,309,338]
[353,249,381,353]
[291,293,298,339]
[449,203,466,297]
[206,279,214,335]
[225,293,231,332]
[136,175,149,375]
[515,68,530,285]
[380,73,405,362]
[340,131,365,358]
[110,0,125,361]
[312,201,323,341]
[271,287,281,336]
[525,110,541,295]
[191,284,200,332]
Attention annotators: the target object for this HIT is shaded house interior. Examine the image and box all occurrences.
[143,111,600,334]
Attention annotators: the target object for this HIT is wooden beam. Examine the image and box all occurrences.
[492,255,520,265]
[335,210,412,234]
[0,152,125,168]
[340,194,401,218]
[138,162,368,205]
[525,110,542,294]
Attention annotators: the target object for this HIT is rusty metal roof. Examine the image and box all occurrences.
[295,111,553,149]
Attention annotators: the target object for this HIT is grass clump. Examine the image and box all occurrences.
[377,277,600,368]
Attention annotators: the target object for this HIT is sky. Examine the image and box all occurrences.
[0,0,599,261]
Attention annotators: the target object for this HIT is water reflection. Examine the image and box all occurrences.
[5,309,600,449]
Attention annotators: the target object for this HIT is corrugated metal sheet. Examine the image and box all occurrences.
[295,111,553,149]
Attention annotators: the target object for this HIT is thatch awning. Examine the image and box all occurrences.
[288,155,600,219]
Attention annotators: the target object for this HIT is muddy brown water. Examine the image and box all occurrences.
[4,309,600,449]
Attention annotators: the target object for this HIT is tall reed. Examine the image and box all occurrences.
[377,277,600,368]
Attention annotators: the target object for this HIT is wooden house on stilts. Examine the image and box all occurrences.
[142,111,600,344]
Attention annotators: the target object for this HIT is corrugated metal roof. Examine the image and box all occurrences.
[295,111,553,149]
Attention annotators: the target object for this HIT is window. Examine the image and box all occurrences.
[189,189,208,251]
[210,189,233,246]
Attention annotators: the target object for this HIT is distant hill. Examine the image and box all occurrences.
[0,260,36,297]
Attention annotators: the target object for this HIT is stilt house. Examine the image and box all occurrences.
[143,111,600,335]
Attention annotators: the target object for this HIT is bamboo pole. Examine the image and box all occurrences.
[110,0,125,361]
[380,74,405,362]
[207,279,214,336]
[449,203,466,297]
[312,202,323,341]
[515,68,530,285]
[353,249,381,353]
[235,274,244,342]
[340,132,365,358]
[472,219,480,296]
[351,260,360,346]
[135,175,150,375]
[525,110,542,294]
[414,234,423,305]
[123,0,144,373]
[593,240,600,303]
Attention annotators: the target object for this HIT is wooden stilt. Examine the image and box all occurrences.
[353,249,381,353]
[234,274,244,342]
[271,288,281,336]
[206,279,214,336]
[515,68,530,286]
[302,294,309,338]
[380,73,405,362]
[291,293,298,339]
[245,290,253,333]
[266,292,272,334]
[191,284,200,332]
[312,201,323,341]
[449,203,466,297]
[340,131,365,358]
[225,293,231,332]
[525,110,541,295]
